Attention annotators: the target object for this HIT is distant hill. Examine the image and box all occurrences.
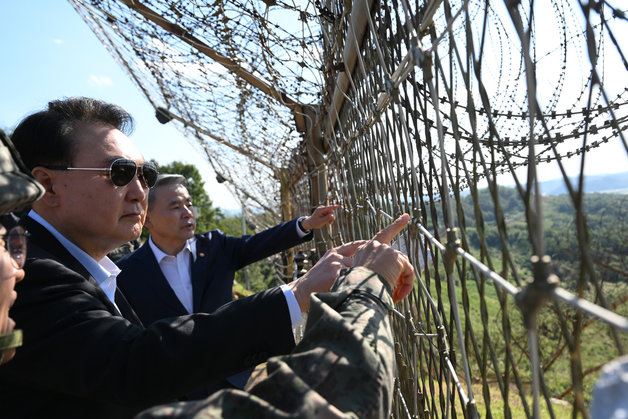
[536,172,628,195]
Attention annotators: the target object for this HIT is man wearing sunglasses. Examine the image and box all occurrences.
[0,97,356,417]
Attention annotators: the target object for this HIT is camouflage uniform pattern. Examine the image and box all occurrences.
[138,266,395,419]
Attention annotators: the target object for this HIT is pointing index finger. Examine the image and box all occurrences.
[372,213,410,244]
[334,240,367,257]
[318,204,339,212]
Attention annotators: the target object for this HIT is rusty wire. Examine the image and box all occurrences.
[70,0,627,416]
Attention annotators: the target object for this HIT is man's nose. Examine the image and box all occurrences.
[182,205,194,218]
[126,175,148,201]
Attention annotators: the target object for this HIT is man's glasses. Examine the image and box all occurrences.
[2,226,29,269]
[44,159,159,188]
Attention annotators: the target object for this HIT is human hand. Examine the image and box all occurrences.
[288,239,367,312]
[353,214,414,303]
[301,205,339,230]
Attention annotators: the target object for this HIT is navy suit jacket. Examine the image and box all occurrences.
[0,216,296,418]
[117,218,312,326]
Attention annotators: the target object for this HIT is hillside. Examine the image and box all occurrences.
[510,171,628,196]
[443,188,628,404]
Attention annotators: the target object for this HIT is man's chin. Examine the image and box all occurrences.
[131,228,143,241]
[182,225,196,238]
[120,223,143,241]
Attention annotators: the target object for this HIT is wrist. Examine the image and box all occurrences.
[298,217,311,232]
[287,279,310,312]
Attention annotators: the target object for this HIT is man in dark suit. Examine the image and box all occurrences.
[0,97,357,418]
[117,174,337,326]
[117,174,337,397]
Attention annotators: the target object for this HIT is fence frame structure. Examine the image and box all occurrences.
[70,0,628,416]
[284,0,628,416]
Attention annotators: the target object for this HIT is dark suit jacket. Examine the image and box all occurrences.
[0,216,295,418]
[117,218,312,325]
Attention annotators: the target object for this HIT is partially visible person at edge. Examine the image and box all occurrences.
[0,97,409,418]
[139,214,415,418]
[0,224,25,366]
[0,129,44,366]
[117,173,337,398]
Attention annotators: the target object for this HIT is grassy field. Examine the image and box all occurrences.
[404,265,628,417]
[472,381,573,418]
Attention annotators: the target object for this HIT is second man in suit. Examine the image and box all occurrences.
[116,174,338,397]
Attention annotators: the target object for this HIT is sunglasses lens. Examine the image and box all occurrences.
[6,226,27,269]
[141,162,158,188]
[110,159,137,186]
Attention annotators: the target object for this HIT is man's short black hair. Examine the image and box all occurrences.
[11,97,134,170]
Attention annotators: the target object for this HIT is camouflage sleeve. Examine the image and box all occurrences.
[136,266,395,419]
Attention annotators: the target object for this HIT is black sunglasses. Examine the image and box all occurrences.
[44,159,159,188]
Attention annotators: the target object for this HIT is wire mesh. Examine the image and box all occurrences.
[69,0,627,416]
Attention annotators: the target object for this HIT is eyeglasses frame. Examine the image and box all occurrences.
[42,158,158,188]
[2,226,29,270]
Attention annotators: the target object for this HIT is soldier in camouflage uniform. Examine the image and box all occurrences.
[139,214,415,419]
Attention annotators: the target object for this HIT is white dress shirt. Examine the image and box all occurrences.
[148,236,196,313]
[28,210,122,312]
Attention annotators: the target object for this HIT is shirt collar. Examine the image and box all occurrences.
[27,210,121,299]
[148,235,196,263]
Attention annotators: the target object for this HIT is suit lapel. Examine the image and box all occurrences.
[191,237,210,312]
[22,216,124,318]
[141,244,190,314]
[115,290,143,326]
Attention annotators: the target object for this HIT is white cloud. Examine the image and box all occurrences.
[88,75,114,86]
[52,39,63,45]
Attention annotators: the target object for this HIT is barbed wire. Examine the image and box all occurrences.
[69,0,627,416]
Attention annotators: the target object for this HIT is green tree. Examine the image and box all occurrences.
[152,160,222,233]
[214,214,279,295]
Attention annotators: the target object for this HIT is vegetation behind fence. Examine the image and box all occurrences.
[70,0,627,416]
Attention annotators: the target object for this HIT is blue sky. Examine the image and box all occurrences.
[1,1,625,207]
[0,1,240,211]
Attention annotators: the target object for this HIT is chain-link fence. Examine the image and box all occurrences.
[70,0,627,416]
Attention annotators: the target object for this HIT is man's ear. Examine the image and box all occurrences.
[144,212,153,230]
[30,167,61,207]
